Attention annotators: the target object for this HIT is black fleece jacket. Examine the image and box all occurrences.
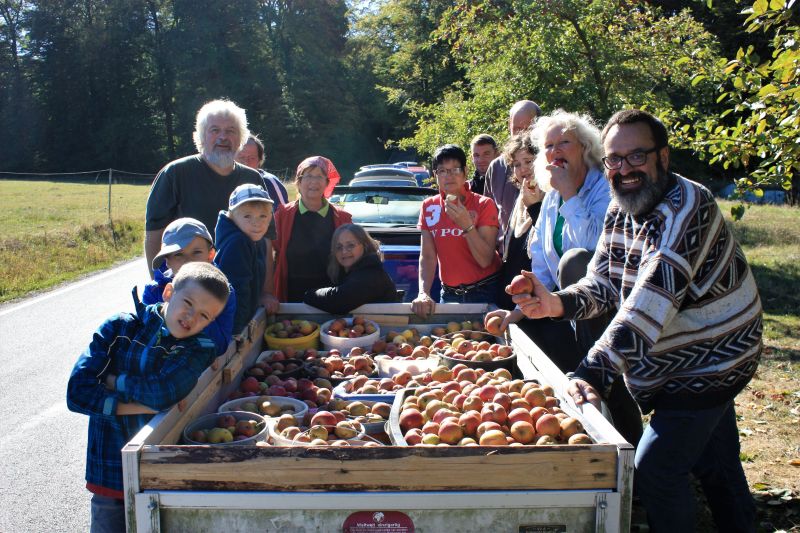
[303,253,397,314]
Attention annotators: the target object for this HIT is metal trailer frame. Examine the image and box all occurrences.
[123,303,634,533]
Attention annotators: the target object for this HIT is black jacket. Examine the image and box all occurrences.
[303,253,397,314]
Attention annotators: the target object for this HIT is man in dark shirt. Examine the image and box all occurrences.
[484,100,541,255]
[144,99,265,278]
[468,134,498,196]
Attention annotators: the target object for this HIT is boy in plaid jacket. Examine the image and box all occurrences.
[67,262,229,533]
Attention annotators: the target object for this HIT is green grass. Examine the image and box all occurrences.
[0,179,150,302]
[719,200,800,352]
[0,179,298,303]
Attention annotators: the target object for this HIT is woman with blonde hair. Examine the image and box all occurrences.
[303,224,397,314]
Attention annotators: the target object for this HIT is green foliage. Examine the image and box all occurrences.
[0,0,391,176]
[393,0,722,164]
[669,0,799,218]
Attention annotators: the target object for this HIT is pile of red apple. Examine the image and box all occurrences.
[396,366,593,446]
[272,410,379,447]
[329,398,392,426]
[267,319,318,339]
[326,315,377,338]
[248,349,305,378]
[304,347,377,380]
[231,396,303,418]
[188,414,265,444]
[429,335,514,363]
[340,363,451,395]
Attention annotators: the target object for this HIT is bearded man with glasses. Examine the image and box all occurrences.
[511,109,762,533]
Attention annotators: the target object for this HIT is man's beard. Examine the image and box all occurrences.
[611,165,670,216]
[204,146,236,169]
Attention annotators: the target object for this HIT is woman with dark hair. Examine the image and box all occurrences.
[303,224,397,314]
[270,156,352,304]
[411,144,502,317]
[496,132,545,310]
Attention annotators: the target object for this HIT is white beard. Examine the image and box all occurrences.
[204,147,236,169]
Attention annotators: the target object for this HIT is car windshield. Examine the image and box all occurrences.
[330,186,436,226]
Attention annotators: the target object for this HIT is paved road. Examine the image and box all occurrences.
[0,259,147,533]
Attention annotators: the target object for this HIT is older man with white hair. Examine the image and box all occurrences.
[145,99,268,278]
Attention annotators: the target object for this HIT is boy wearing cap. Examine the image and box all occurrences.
[214,184,274,332]
[68,262,230,533]
[143,217,237,356]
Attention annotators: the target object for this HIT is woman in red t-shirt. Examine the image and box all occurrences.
[411,144,502,317]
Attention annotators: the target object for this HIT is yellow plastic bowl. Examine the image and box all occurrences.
[264,320,320,351]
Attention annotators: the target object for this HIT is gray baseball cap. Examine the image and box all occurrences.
[152,217,213,270]
[229,184,274,210]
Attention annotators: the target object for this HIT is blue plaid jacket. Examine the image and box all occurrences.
[67,289,215,495]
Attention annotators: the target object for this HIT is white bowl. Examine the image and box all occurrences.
[319,318,380,352]
[218,395,308,423]
[183,411,269,446]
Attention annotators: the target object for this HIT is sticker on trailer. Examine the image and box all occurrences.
[342,511,414,532]
[519,526,567,533]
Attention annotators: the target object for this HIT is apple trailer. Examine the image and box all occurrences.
[122,303,633,533]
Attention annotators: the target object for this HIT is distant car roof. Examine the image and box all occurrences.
[349,178,418,188]
[354,167,417,179]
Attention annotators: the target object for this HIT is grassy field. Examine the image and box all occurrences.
[0,179,150,301]
[1,179,797,529]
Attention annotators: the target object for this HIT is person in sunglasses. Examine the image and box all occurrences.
[303,224,397,314]
[412,144,502,317]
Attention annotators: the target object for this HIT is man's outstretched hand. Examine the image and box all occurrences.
[509,270,563,320]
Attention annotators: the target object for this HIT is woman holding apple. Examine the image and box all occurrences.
[303,224,397,314]
[271,156,352,303]
[496,132,545,311]
[411,144,502,317]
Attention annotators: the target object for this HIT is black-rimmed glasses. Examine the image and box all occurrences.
[602,147,659,170]
[435,167,464,177]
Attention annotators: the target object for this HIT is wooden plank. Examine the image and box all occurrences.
[138,444,618,492]
[360,314,410,327]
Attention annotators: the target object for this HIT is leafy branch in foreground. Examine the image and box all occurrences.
[669,0,799,219]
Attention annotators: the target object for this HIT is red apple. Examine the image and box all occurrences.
[506,274,534,295]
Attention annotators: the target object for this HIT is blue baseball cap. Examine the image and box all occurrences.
[152,217,213,269]
[229,184,274,210]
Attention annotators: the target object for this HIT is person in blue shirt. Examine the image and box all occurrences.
[67,262,229,533]
[143,217,236,355]
[236,134,290,205]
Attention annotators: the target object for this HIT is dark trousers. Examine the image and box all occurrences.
[557,248,643,448]
[635,401,755,532]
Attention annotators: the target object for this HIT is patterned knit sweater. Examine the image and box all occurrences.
[561,173,762,414]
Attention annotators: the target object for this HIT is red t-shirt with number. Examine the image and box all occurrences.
[418,186,502,287]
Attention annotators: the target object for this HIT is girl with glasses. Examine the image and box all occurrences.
[271,156,353,304]
[303,224,398,314]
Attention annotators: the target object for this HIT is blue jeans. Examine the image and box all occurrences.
[634,400,755,532]
[91,494,126,533]
[440,279,499,304]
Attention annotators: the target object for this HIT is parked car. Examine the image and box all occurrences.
[717,183,786,205]
[350,175,418,188]
[356,163,431,187]
[329,184,441,302]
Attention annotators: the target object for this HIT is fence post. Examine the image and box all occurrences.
[108,168,113,225]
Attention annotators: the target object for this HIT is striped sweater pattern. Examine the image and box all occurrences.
[563,174,762,414]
